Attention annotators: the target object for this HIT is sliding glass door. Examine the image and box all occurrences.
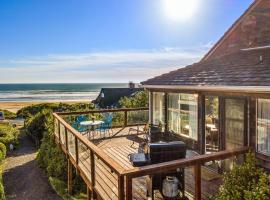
[224,98,246,170]
[225,98,245,150]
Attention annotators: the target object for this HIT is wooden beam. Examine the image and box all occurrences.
[68,160,73,194]
[125,176,132,200]
[57,120,61,140]
[118,175,125,200]
[124,110,128,127]
[194,164,201,200]
[75,137,79,165]
[65,127,68,151]
[87,187,91,200]
[123,147,249,178]
[198,94,206,154]
[90,150,95,187]
[56,107,148,116]
[164,92,168,132]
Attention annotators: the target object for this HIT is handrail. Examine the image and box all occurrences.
[123,147,250,178]
[53,107,250,200]
[53,113,126,175]
[57,107,149,116]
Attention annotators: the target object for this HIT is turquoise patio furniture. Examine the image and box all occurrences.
[72,115,88,134]
[96,113,113,138]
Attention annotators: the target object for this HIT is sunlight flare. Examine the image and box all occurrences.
[162,0,199,22]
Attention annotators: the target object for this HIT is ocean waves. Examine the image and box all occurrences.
[0,91,99,102]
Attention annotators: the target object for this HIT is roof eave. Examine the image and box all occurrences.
[141,84,270,93]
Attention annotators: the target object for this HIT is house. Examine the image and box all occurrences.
[141,0,270,169]
[93,87,143,108]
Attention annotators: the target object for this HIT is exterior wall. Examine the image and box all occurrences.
[205,0,270,60]
[148,88,270,169]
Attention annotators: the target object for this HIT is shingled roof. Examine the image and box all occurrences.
[141,48,270,87]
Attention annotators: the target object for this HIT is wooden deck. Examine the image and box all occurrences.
[86,127,223,200]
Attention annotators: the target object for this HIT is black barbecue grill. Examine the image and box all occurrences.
[129,141,187,199]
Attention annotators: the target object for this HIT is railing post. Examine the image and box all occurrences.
[87,187,91,200]
[90,150,97,199]
[125,176,132,200]
[68,159,73,194]
[194,164,201,200]
[118,175,125,200]
[75,137,79,165]
[58,120,61,140]
[65,127,68,151]
[124,110,128,127]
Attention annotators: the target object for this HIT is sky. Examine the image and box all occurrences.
[0,0,253,83]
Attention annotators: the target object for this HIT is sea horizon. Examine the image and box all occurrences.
[0,83,131,102]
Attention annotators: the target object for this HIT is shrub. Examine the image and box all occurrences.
[37,129,67,180]
[119,91,148,108]
[17,103,94,119]
[0,143,6,163]
[215,152,270,200]
[25,109,53,145]
[37,115,86,196]
[0,109,16,120]
[0,124,19,147]
[0,166,4,200]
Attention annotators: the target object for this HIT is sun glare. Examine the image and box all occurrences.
[162,0,199,22]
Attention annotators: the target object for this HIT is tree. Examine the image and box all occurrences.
[119,91,148,108]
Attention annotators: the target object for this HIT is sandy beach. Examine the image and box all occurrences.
[0,101,89,113]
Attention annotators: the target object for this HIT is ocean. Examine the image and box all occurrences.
[0,83,128,102]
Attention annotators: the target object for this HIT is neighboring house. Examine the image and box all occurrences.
[141,0,270,169]
[93,88,143,108]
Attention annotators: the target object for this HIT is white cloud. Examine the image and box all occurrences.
[0,45,211,83]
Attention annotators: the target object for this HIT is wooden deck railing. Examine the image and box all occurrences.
[53,108,250,200]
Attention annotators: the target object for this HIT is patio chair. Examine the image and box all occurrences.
[129,122,150,138]
[72,115,88,134]
[72,121,88,134]
[129,122,150,148]
[76,115,88,123]
[96,114,113,138]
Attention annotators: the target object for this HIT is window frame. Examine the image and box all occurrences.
[256,98,270,156]
[167,92,199,141]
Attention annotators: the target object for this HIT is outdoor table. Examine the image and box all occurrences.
[80,120,104,139]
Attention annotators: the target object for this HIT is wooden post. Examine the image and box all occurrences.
[90,150,97,199]
[125,176,132,200]
[164,93,168,132]
[194,164,201,200]
[75,137,79,165]
[58,120,61,140]
[198,94,206,154]
[87,187,92,200]
[65,127,68,151]
[68,160,73,194]
[124,110,128,127]
[118,175,125,200]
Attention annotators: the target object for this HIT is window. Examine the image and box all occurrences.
[257,99,270,155]
[205,96,219,153]
[168,93,198,140]
[152,92,165,127]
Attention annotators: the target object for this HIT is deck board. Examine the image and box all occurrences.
[88,126,222,200]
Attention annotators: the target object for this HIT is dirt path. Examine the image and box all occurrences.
[3,134,62,200]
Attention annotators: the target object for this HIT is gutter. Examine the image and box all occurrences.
[140,85,270,93]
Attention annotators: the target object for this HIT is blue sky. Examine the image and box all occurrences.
[0,0,253,83]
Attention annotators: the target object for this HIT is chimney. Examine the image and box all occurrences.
[129,81,135,88]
